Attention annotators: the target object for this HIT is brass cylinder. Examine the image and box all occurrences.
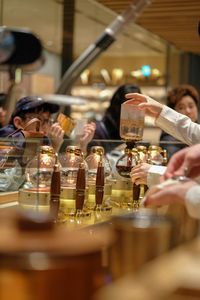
[110,209,176,279]
[18,188,50,212]
[0,211,114,300]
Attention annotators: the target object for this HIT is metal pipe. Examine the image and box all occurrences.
[56,0,151,95]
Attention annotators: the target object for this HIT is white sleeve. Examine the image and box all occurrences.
[156,106,200,146]
[147,165,166,187]
[185,185,200,219]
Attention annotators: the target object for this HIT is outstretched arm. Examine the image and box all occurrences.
[125,93,200,146]
[125,93,163,119]
[164,144,200,180]
[143,179,197,207]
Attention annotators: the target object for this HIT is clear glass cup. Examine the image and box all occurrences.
[120,100,145,141]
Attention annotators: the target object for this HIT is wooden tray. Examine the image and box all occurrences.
[0,191,18,205]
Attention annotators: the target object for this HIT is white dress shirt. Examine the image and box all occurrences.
[156,106,200,145]
[148,105,200,218]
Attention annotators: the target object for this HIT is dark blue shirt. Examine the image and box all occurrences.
[0,124,51,166]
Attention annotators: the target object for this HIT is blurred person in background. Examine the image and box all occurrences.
[0,95,63,152]
[160,84,199,160]
[0,95,95,154]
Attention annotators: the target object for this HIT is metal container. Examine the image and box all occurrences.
[95,237,200,300]
[166,203,199,244]
[110,209,176,279]
[0,210,114,300]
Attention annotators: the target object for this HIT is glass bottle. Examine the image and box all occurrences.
[25,145,55,189]
[136,145,148,162]
[59,145,87,188]
[115,147,140,209]
[115,147,139,179]
[19,145,56,213]
[58,146,88,220]
[85,146,111,184]
[147,145,165,165]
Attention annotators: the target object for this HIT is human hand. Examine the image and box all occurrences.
[125,93,163,119]
[80,122,96,154]
[48,122,64,152]
[143,179,197,207]
[164,144,200,180]
[130,162,151,185]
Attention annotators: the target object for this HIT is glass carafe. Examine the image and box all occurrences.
[115,147,140,209]
[19,145,56,213]
[58,146,88,220]
[59,145,87,188]
[147,145,167,165]
[116,147,139,179]
[85,146,111,184]
[25,145,55,189]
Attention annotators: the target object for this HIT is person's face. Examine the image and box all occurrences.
[14,111,52,133]
[39,111,53,134]
[175,95,198,122]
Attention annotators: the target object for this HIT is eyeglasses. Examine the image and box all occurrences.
[24,114,54,127]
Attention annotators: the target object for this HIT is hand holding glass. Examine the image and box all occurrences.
[120,100,145,141]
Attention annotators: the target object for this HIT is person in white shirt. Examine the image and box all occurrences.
[125,92,200,146]
[126,92,200,187]
[143,143,200,219]
[125,93,200,219]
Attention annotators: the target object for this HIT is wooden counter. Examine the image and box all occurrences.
[0,191,18,209]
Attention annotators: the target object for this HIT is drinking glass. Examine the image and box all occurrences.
[120,100,145,141]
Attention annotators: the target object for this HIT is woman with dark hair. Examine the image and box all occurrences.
[94,84,141,140]
[160,84,199,159]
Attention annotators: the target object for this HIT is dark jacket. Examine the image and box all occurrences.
[0,124,27,150]
[93,121,110,140]
[0,124,50,166]
[93,119,121,153]
[159,130,187,160]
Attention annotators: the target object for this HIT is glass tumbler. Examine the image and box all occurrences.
[120,100,145,141]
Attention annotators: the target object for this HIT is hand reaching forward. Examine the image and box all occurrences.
[130,162,151,185]
[164,144,200,180]
[143,179,197,207]
[125,93,163,119]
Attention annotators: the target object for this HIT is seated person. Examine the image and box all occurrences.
[0,95,63,152]
[0,96,96,192]
[0,95,95,154]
